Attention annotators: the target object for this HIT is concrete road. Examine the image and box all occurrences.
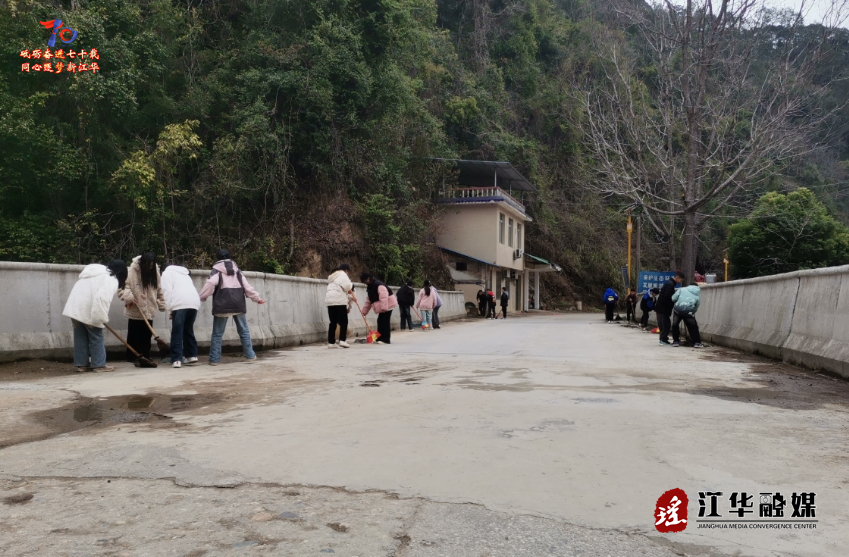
[1,313,847,556]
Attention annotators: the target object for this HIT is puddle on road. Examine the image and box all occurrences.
[2,393,225,449]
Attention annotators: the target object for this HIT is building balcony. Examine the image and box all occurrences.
[438,187,528,216]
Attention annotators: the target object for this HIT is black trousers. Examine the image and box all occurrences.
[327,305,348,344]
[377,310,392,343]
[672,311,702,344]
[478,303,486,316]
[126,318,152,361]
[501,305,507,318]
[433,306,441,328]
[640,308,650,328]
[399,304,413,330]
[487,303,496,318]
[658,313,672,343]
[626,302,636,322]
[604,304,615,321]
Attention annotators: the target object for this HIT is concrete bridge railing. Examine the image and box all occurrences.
[0,262,467,363]
[693,265,849,379]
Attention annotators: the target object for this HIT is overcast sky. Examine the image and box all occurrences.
[765,0,847,25]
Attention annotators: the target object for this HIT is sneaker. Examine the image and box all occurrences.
[693,343,705,348]
[338,341,350,348]
[75,366,92,373]
[92,366,115,373]
[659,340,671,346]
[172,360,182,369]
[376,340,390,345]
[209,361,219,366]
[246,357,257,363]
[433,326,441,329]
[328,343,338,349]
[184,357,199,365]
[672,342,680,347]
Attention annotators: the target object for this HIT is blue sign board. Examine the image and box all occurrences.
[638,271,680,293]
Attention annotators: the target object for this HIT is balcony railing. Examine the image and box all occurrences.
[439,187,526,215]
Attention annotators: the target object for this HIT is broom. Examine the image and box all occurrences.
[135,305,170,359]
[103,323,158,368]
[353,298,380,343]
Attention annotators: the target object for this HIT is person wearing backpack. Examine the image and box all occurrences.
[486,289,496,319]
[671,284,704,347]
[325,263,356,348]
[360,273,398,344]
[199,249,266,365]
[396,280,416,331]
[602,287,619,323]
[640,288,659,329]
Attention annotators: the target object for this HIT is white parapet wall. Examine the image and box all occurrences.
[697,265,849,379]
[0,262,468,363]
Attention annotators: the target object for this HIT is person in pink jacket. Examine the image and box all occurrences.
[415,280,438,331]
[360,273,398,344]
[199,249,265,365]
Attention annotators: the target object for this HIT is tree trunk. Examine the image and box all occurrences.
[681,210,696,286]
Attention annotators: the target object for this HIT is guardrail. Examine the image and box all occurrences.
[440,187,526,214]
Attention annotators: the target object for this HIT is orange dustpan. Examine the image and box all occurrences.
[354,299,381,343]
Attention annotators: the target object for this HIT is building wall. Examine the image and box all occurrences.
[0,262,468,363]
[437,204,498,263]
[493,204,528,271]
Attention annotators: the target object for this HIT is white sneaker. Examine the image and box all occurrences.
[184,357,199,365]
[172,361,182,369]
[338,341,350,348]
[328,343,338,349]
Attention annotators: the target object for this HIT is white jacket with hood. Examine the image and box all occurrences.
[161,265,202,312]
[62,264,119,327]
[325,270,354,307]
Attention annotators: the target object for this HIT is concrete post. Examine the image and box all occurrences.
[534,272,540,310]
[523,269,530,311]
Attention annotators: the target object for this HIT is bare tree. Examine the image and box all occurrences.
[578,0,847,282]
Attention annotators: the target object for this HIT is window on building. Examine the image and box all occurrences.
[508,218,514,247]
[517,224,522,250]
[499,213,505,244]
[456,261,468,271]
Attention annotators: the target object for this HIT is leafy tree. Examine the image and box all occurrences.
[728,188,849,278]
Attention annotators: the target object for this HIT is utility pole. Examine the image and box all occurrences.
[723,252,729,282]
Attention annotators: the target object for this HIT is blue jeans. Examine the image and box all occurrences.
[420,309,433,328]
[72,319,106,368]
[170,309,198,362]
[209,313,256,363]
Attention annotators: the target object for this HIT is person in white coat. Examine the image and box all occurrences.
[325,263,356,348]
[62,260,127,372]
[161,263,202,368]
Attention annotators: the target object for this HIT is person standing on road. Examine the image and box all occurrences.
[500,287,509,319]
[118,252,165,364]
[432,287,444,329]
[476,289,487,317]
[360,273,398,344]
[416,280,438,330]
[655,271,684,346]
[199,249,266,365]
[62,260,127,373]
[671,284,704,348]
[325,263,356,348]
[625,288,638,323]
[602,287,619,323]
[161,263,202,368]
[396,280,416,332]
[640,288,659,330]
[486,289,497,319]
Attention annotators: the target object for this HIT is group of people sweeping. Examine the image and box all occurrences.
[62,249,265,372]
[475,288,510,319]
[323,264,446,348]
[601,270,704,348]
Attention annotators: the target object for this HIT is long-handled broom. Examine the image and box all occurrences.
[103,323,158,368]
[135,305,170,359]
[353,299,380,343]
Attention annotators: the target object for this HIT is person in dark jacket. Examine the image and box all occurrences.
[624,288,638,323]
[476,289,487,317]
[640,288,659,329]
[499,287,509,319]
[396,280,416,331]
[655,271,684,345]
[602,287,619,322]
[486,289,496,319]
